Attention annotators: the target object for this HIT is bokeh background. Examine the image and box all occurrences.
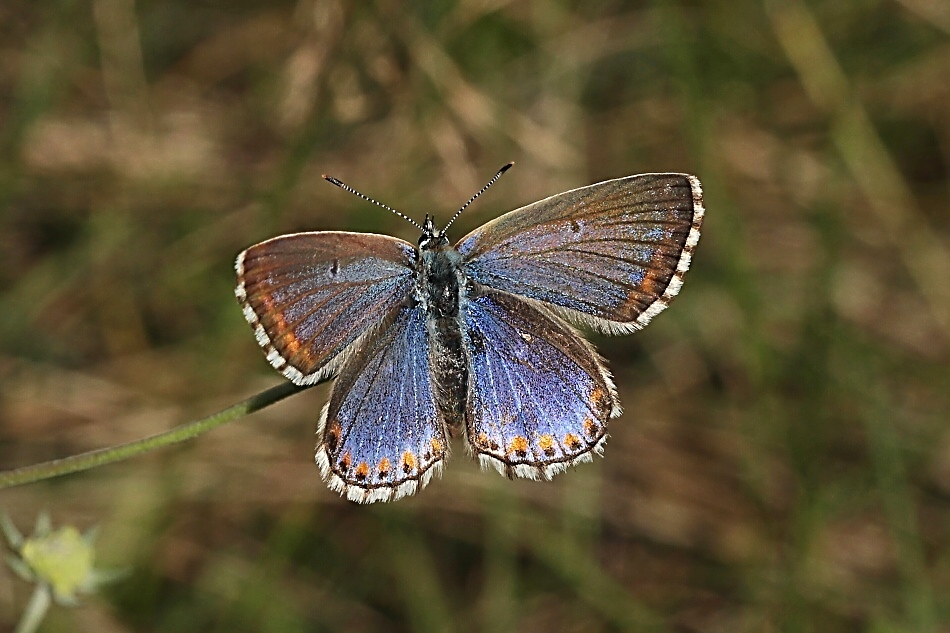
[2,0,949,631]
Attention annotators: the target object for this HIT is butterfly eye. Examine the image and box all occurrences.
[418,215,449,249]
[418,233,449,249]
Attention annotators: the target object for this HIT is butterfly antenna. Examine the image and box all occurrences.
[442,162,514,233]
[323,175,423,231]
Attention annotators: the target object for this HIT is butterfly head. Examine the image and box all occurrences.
[418,214,449,250]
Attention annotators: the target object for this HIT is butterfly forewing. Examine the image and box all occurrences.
[456,174,703,334]
[316,304,449,503]
[463,287,618,480]
[236,232,416,385]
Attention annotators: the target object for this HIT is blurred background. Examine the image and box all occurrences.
[1,0,949,630]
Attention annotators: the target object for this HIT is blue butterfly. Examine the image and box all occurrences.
[235,165,704,503]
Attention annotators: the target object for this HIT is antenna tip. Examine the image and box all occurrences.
[323,175,343,187]
[501,162,514,172]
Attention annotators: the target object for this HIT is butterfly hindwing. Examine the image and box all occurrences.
[457,173,703,334]
[463,287,618,480]
[236,232,416,385]
[316,304,449,503]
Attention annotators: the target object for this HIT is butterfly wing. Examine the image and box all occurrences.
[463,287,618,480]
[236,232,416,385]
[316,304,448,503]
[457,173,703,334]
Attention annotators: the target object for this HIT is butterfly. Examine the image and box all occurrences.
[235,165,704,503]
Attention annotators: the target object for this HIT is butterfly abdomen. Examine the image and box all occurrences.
[418,244,468,435]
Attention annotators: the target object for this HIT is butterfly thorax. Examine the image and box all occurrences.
[416,236,469,435]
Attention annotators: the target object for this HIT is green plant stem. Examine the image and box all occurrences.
[0,381,309,490]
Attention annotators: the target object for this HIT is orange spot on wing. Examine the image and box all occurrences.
[641,273,659,296]
[259,297,287,334]
[354,462,369,480]
[256,295,309,361]
[402,450,417,474]
[326,420,342,451]
[431,437,443,456]
[285,335,302,355]
[640,248,673,297]
[339,451,352,470]
[583,418,601,438]
[278,330,309,360]
[378,457,392,478]
[564,433,582,450]
[508,436,529,458]
[590,387,610,414]
[539,434,556,457]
